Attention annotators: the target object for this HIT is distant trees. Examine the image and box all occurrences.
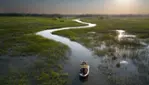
[0,13,63,18]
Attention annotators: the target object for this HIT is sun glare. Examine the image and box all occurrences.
[115,0,135,6]
[116,0,131,3]
[104,0,138,14]
[114,0,136,7]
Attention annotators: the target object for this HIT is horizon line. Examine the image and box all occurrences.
[0,13,149,15]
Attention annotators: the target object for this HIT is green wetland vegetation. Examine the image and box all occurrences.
[54,17,149,59]
[1,16,149,85]
[54,17,149,47]
[0,16,82,85]
[54,17,149,85]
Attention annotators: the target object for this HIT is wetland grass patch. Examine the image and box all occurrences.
[53,17,149,59]
[0,16,82,85]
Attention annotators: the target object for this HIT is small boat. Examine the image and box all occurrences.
[79,62,90,78]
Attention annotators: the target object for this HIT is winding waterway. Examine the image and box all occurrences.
[36,19,109,85]
[36,19,149,85]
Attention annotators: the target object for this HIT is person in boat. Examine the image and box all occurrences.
[80,61,89,77]
[81,62,88,68]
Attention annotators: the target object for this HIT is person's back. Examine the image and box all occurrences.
[81,64,88,68]
[80,61,89,69]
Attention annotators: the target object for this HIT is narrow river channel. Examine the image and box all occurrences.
[36,19,149,85]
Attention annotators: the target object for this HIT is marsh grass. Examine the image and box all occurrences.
[0,16,82,85]
[0,17,81,55]
[54,17,149,59]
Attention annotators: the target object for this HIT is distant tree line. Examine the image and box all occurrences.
[0,13,149,18]
[0,13,63,18]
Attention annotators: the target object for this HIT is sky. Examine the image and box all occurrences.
[0,0,149,14]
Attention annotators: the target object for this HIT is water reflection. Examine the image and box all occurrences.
[116,30,136,41]
[37,19,149,85]
[93,30,149,85]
